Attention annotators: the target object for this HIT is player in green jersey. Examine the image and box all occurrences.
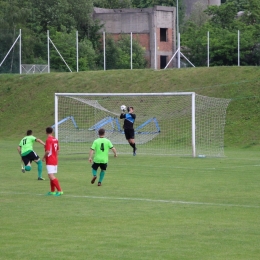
[89,128,117,186]
[17,130,45,180]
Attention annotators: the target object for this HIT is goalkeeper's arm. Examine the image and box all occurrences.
[120,113,126,119]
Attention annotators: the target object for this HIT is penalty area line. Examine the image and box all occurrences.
[0,191,259,209]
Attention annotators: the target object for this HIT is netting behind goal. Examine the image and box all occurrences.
[54,93,231,157]
[21,64,48,74]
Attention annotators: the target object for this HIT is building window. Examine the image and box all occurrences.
[160,28,167,42]
[160,56,167,69]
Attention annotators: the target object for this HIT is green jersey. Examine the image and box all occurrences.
[19,135,37,156]
[91,137,114,163]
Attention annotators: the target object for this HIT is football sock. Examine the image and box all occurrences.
[129,143,136,150]
[53,178,62,192]
[50,180,55,192]
[36,160,43,178]
[92,169,97,176]
[99,170,105,183]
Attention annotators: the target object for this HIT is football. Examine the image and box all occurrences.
[120,105,127,111]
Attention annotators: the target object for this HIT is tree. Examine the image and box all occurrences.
[67,0,100,41]
[102,35,147,70]
[49,27,98,72]
[30,0,75,33]
[93,0,132,9]
[205,1,238,29]
[0,0,32,73]
[181,0,260,66]
[0,0,30,29]
[239,0,260,25]
[0,0,103,72]
[187,1,210,27]
[117,35,147,69]
[104,36,120,70]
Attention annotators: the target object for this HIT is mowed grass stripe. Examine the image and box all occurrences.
[112,163,260,170]
[1,191,259,209]
[2,141,260,260]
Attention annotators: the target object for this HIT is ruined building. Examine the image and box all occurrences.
[93,1,221,69]
[93,6,176,69]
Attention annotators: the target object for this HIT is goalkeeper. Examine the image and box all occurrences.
[17,130,45,180]
[120,106,137,156]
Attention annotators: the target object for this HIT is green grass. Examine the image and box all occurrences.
[1,141,260,260]
[1,67,260,259]
[1,66,260,147]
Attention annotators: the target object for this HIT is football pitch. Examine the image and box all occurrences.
[1,140,260,260]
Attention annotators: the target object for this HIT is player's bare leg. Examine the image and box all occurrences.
[21,160,25,173]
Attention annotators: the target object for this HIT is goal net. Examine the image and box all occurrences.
[54,93,231,157]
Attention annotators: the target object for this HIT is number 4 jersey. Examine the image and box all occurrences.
[45,136,59,165]
[91,137,114,164]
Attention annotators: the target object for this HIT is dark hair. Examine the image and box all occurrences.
[98,128,105,136]
[127,106,133,112]
[46,127,53,134]
[27,130,33,135]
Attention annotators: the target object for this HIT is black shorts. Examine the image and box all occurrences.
[124,129,135,140]
[92,162,108,171]
[22,151,40,166]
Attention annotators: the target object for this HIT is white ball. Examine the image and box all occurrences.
[120,105,127,111]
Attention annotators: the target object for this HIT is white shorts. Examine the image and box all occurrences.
[46,165,58,174]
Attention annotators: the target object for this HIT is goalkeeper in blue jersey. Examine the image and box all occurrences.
[17,130,45,180]
[89,128,117,186]
[120,106,137,156]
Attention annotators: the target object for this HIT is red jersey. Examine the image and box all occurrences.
[45,135,59,165]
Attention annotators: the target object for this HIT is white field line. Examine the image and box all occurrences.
[114,164,260,170]
[1,192,259,209]
[211,164,260,169]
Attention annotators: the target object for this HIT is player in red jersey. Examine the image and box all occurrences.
[42,127,63,196]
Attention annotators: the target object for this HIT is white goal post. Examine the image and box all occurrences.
[54,92,231,157]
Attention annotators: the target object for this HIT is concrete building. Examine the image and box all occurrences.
[93,6,176,69]
[183,0,221,16]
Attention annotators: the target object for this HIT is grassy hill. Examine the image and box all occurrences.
[1,66,260,147]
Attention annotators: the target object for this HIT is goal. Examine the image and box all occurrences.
[54,93,231,157]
